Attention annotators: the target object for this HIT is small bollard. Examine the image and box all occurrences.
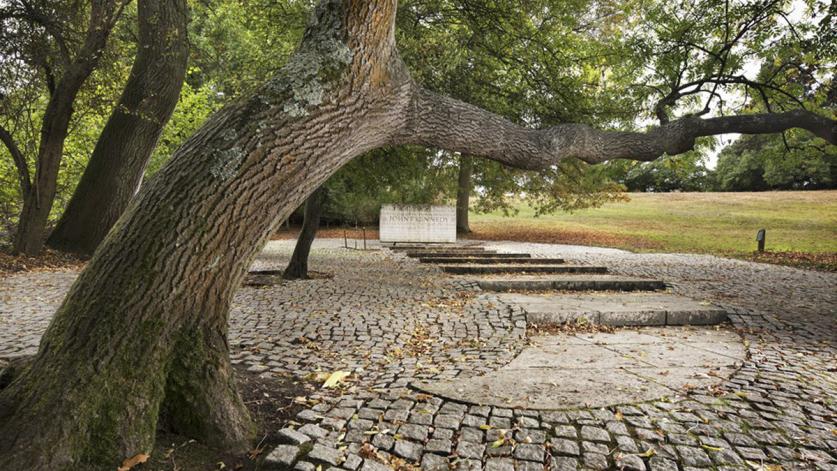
[344,230,348,249]
[756,229,766,252]
[362,227,367,250]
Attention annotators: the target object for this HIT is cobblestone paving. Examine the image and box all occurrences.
[1,240,835,470]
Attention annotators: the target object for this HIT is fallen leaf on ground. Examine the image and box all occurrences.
[322,371,351,388]
[118,453,150,471]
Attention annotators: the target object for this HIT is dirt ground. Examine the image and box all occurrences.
[144,365,313,471]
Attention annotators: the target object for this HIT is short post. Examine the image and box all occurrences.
[343,230,347,249]
[362,227,367,250]
[756,229,766,252]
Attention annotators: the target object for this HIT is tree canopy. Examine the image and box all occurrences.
[1,0,834,250]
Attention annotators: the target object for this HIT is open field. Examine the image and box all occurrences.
[269,191,836,270]
[467,191,837,269]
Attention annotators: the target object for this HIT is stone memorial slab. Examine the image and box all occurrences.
[379,204,456,243]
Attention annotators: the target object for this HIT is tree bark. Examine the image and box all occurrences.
[47,0,189,255]
[400,88,836,168]
[0,124,31,197]
[283,186,327,280]
[0,1,409,468]
[456,154,472,233]
[0,0,833,469]
[12,0,130,256]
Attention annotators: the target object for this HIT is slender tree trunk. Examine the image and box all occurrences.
[283,186,326,280]
[456,154,472,234]
[47,0,189,255]
[12,0,129,256]
[0,1,832,469]
[14,91,88,255]
[15,153,59,255]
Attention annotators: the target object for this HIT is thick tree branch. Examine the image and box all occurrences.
[0,123,31,194]
[402,87,836,170]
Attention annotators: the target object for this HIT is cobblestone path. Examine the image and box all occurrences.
[0,240,835,470]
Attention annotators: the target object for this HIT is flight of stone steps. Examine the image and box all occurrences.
[389,243,727,327]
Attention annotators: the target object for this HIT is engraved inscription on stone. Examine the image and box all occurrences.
[379,204,456,243]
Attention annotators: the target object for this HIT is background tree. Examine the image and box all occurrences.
[456,154,473,232]
[0,0,131,255]
[715,131,836,190]
[46,0,189,255]
[283,185,327,279]
[0,0,308,254]
[602,149,715,192]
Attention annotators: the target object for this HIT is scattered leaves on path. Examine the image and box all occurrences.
[0,249,85,273]
[744,251,836,272]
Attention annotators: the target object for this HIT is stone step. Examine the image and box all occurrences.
[476,276,666,292]
[388,244,482,251]
[499,292,728,326]
[406,252,527,259]
[403,250,499,257]
[248,269,283,275]
[442,264,607,274]
[420,257,564,265]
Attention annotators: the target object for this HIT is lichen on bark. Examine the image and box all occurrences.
[209,147,245,181]
[268,0,353,117]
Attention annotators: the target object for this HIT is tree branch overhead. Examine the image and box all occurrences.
[403,88,836,170]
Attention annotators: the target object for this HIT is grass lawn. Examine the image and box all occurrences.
[467,191,837,269]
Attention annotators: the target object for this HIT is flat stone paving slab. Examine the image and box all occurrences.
[413,326,745,409]
[475,275,666,291]
[501,292,727,326]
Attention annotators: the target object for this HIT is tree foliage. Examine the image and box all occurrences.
[0,0,834,244]
[715,131,836,190]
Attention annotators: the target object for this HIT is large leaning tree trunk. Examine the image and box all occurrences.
[10,0,130,256]
[456,154,473,234]
[283,186,327,280]
[47,0,189,255]
[0,0,834,469]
